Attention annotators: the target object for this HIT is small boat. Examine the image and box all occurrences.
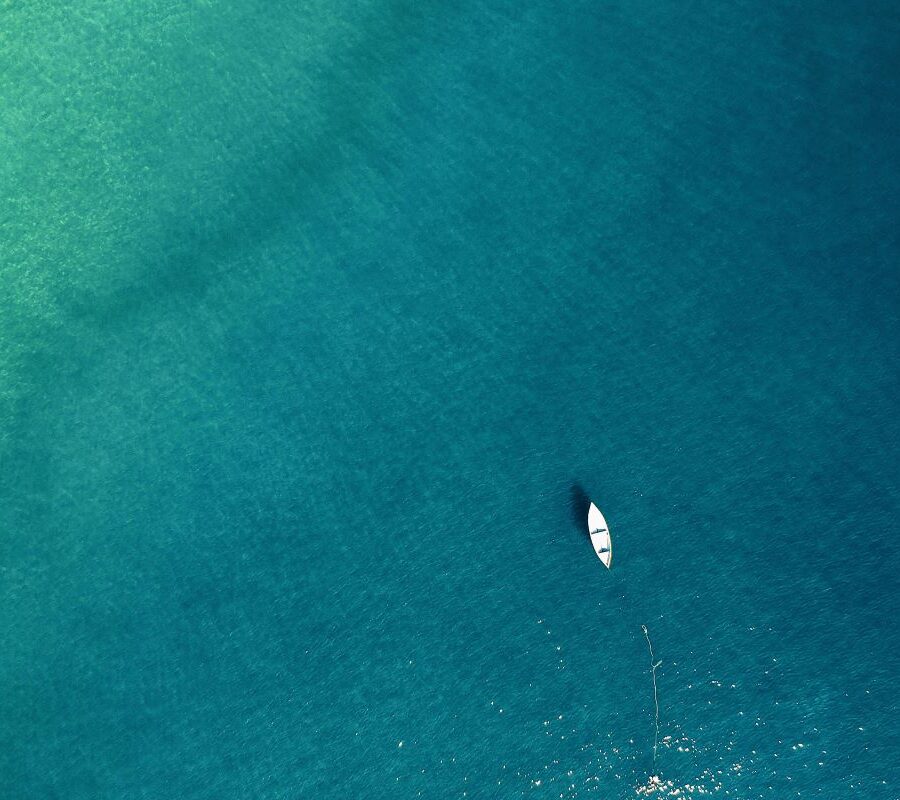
[588,502,612,568]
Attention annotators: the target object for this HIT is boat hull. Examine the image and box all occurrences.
[588,502,612,568]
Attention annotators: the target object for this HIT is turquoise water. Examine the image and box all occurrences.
[2,1,899,797]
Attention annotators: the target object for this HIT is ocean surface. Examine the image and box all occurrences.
[2,2,899,798]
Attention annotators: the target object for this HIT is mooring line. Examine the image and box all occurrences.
[641,624,662,764]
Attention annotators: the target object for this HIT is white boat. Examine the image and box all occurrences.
[588,502,612,568]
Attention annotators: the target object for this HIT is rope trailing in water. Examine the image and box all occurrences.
[641,624,662,764]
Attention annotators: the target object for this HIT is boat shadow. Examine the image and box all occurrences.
[570,482,592,541]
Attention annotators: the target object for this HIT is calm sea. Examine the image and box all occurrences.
[2,1,898,798]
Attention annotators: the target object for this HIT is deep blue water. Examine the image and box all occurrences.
[2,1,899,798]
